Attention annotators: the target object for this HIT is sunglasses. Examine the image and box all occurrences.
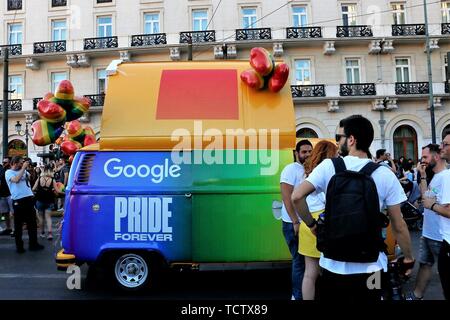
[335,134,347,143]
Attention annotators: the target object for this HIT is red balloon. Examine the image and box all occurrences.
[249,47,274,77]
[240,69,265,90]
[269,63,290,93]
[61,140,82,156]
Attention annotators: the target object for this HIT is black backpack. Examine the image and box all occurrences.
[316,157,387,263]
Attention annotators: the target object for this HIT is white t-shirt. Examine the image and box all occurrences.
[439,169,450,244]
[306,156,407,275]
[422,170,446,242]
[280,162,305,223]
[306,191,326,213]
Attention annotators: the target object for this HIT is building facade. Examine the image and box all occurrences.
[1,0,450,162]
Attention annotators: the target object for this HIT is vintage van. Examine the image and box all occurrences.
[56,61,296,290]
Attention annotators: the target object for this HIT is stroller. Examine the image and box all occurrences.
[400,180,423,230]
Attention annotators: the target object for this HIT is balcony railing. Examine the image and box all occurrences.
[33,98,43,110]
[84,37,118,50]
[395,82,429,95]
[179,30,216,44]
[336,25,373,37]
[7,0,22,10]
[286,27,322,39]
[236,28,272,41]
[34,41,66,54]
[291,85,326,98]
[392,24,426,36]
[0,99,22,112]
[0,44,22,57]
[52,0,67,7]
[131,33,167,47]
[340,83,376,96]
[442,23,450,35]
[84,94,105,107]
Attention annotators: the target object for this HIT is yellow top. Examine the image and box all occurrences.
[98,61,295,151]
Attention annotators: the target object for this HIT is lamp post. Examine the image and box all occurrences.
[15,118,32,157]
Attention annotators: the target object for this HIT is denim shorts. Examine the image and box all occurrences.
[418,236,442,266]
[35,201,53,212]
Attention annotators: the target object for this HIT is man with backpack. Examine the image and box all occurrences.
[291,115,414,301]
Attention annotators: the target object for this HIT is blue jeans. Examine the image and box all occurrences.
[282,221,305,300]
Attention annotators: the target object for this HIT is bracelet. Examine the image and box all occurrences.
[292,220,300,225]
[306,219,317,229]
[420,177,427,181]
[431,203,438,212]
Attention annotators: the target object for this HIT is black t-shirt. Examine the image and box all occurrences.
[0,166,11,197]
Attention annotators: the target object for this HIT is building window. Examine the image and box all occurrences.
[97,0,112,3]
[242,7,257,29]
[9,75,23,99]
[442,1,450,23]
[443,124,450,139]
[396,58,411,82]
[445,55,448,81]
[294,59,312,85]
[8,23,23,45]
[392,3,406,24]
[52,20,67,41]
[192,9,208,31]
[7,0,22,11]
[345,59,361,83]
[97,69,107,94]
[394,125,418,161]
[51,72,68,93]
[296,128,318,139]
[292,6,308,27]
[144,13,160,34]
[342,4,357,26]
[97,16,113,37]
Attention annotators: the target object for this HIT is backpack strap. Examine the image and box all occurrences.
[331,157,346,174]
[360,161,380,177]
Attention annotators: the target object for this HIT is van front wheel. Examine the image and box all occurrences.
[113,253,150,291]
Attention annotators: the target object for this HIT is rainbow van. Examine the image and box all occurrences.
[56,61,296,290]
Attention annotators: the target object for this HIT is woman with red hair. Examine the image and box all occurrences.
[299,140,339,300]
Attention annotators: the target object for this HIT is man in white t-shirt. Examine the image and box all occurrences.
[407,144,446,300]
[291,115,414,301]
[280,139,312,300]
[423,129,450,300]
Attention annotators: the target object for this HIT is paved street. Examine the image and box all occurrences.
[0,217,445,300]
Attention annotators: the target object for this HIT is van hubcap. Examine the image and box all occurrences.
[115,254,148,288]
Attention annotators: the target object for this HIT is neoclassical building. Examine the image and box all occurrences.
[1,0,450,162]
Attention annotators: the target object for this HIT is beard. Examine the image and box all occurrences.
[339,139,349,157]
[427,160,437,171]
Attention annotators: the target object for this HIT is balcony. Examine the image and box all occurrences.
[0,44,22,57]
[395,82,429,95]
[336,25,373,38]
[291,85,326,98]
[392,24,426,36]
[52,0,67,7]
[442,23,450,35]
[34,41,66,54]
[340,83,376,96]
[179,30,216,44]
[131,33,167,47]
[0,99,22,112]
[84,37,118,50]
[236,28,272,41]
[7,0,22,11]
[84,94,105,107]
[286,27,322,39]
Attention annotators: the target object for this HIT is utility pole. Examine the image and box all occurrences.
[2,47,9,160]
[424,0,437,143]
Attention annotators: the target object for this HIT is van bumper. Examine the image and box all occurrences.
[56,249,77,271]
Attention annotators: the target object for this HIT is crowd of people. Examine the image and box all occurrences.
[281,114,450,301]
[0,157,70,253]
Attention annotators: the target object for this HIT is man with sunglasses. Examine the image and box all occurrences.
[5,156,44,253]
[422,129,450,300]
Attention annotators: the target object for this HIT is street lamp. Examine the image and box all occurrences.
[15,119,32,157]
